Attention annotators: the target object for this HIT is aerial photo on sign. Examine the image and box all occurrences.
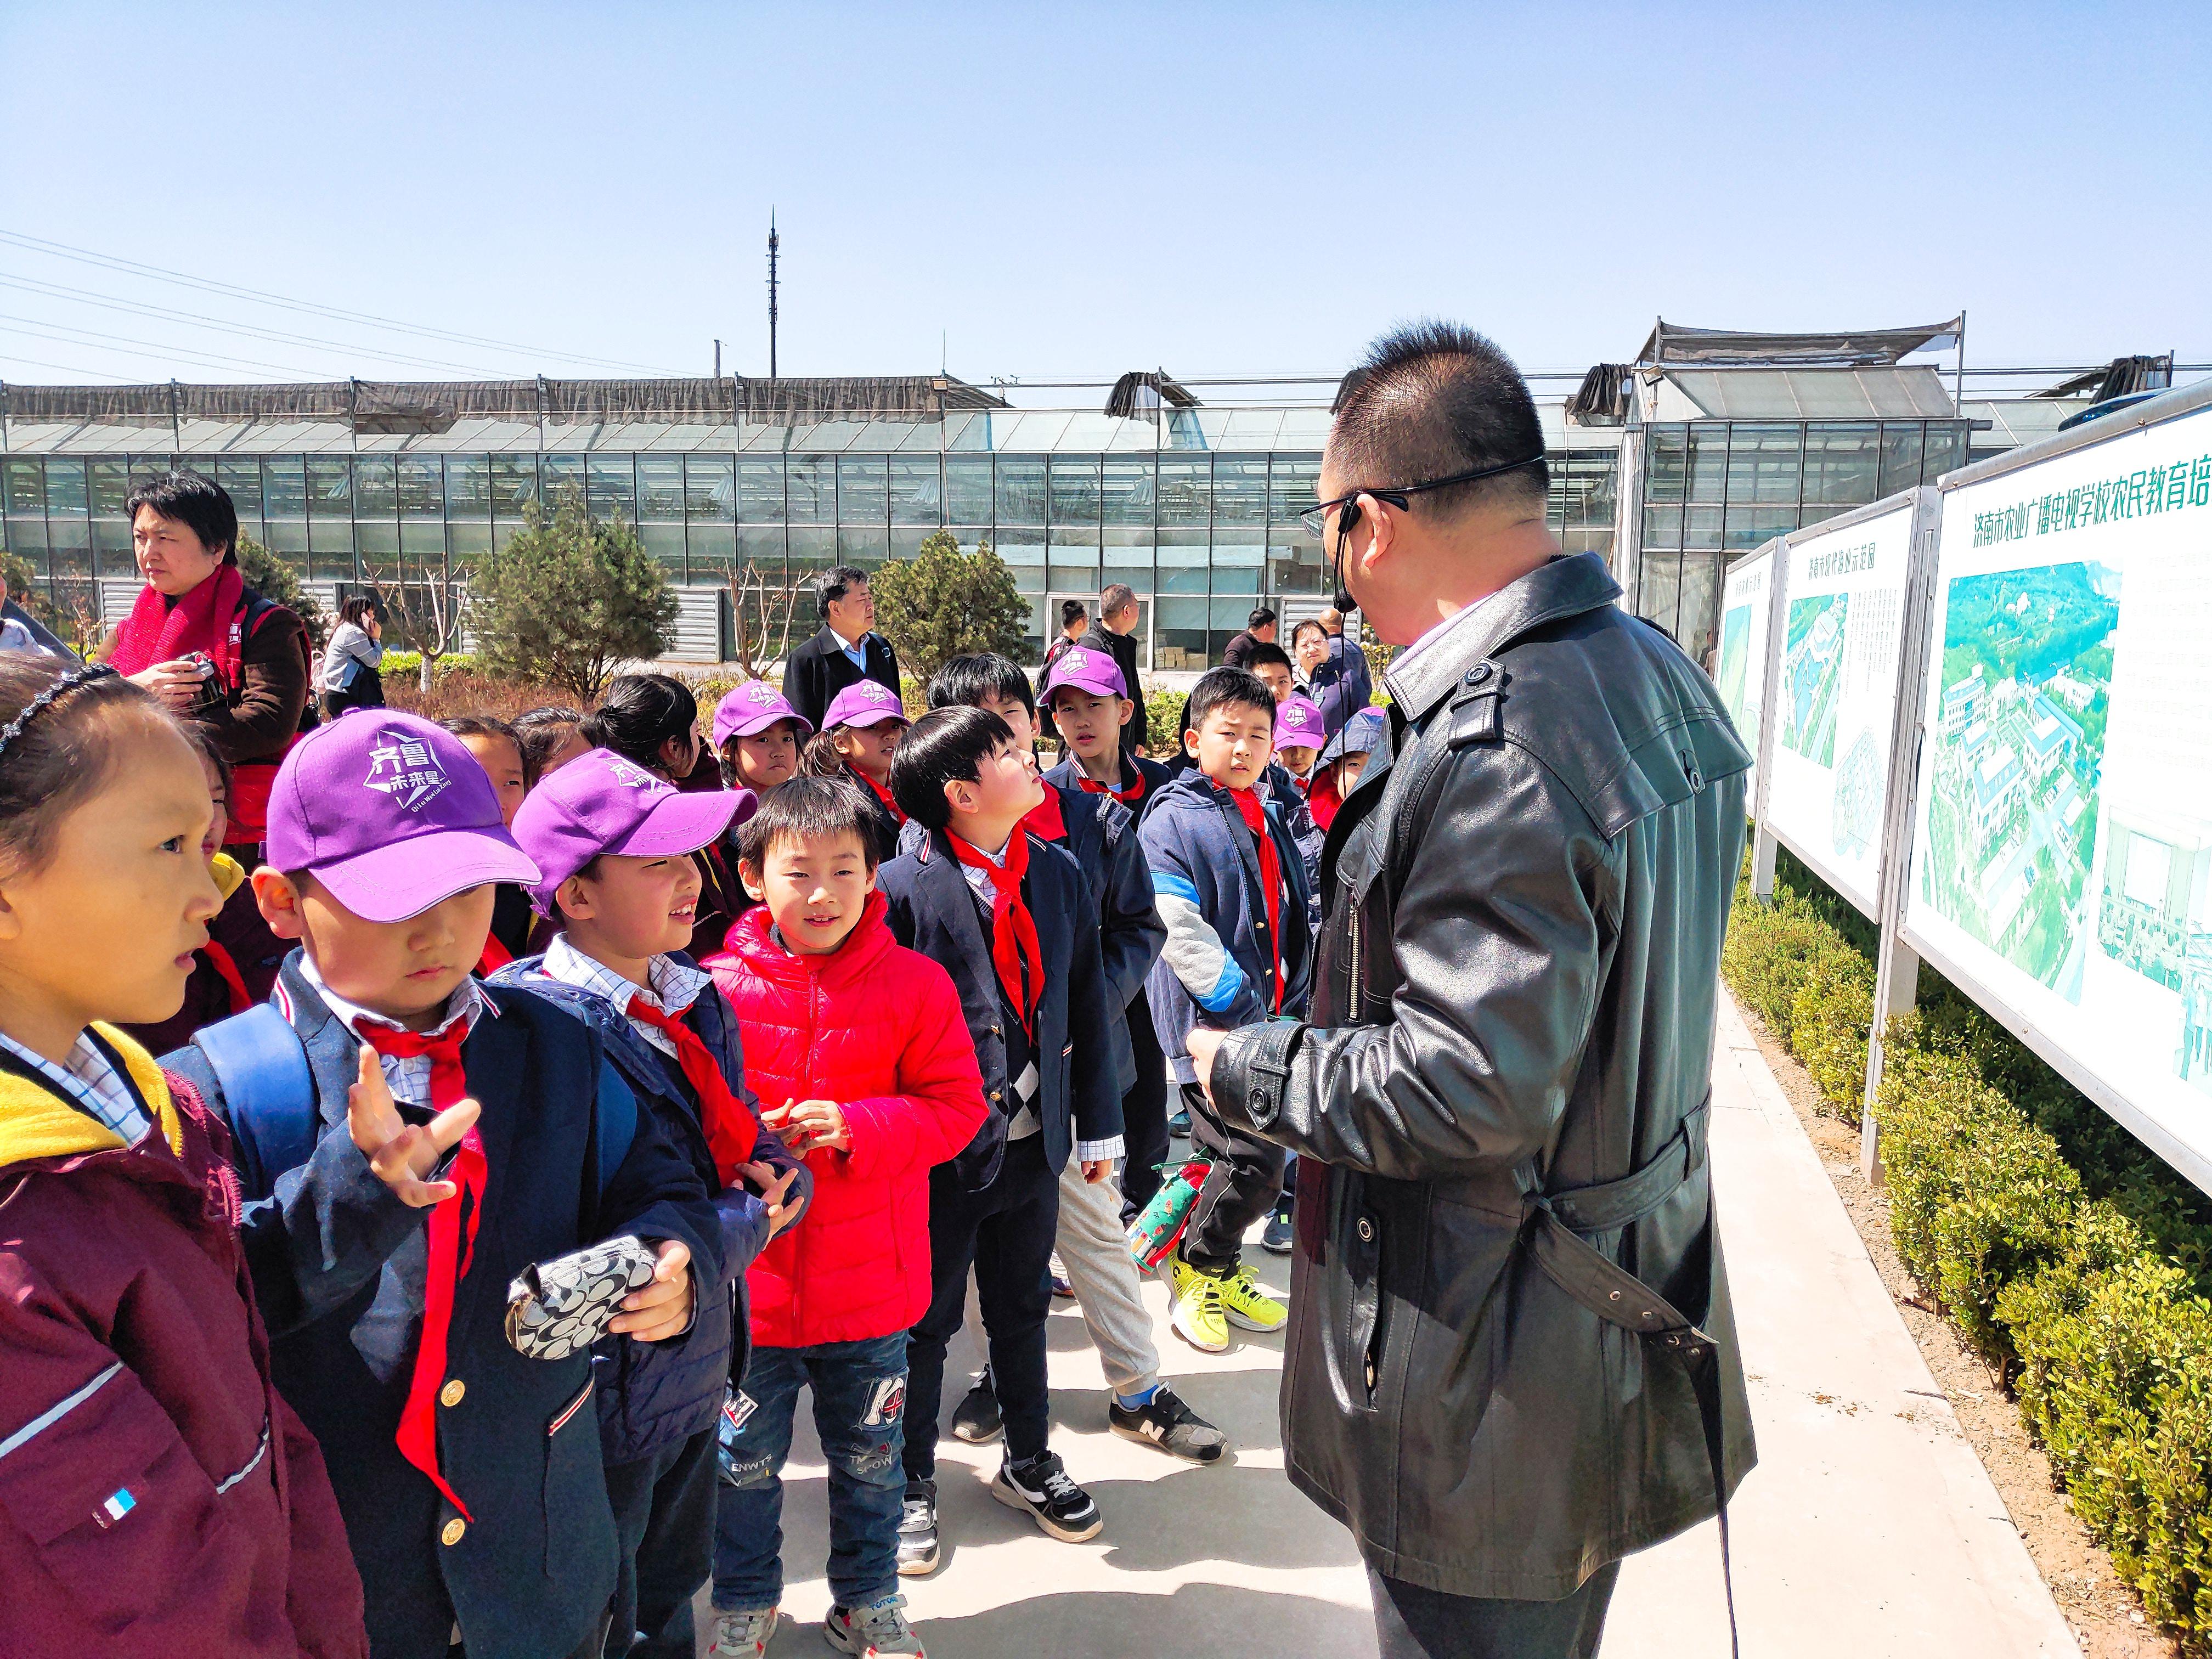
[1716,549,1771,796]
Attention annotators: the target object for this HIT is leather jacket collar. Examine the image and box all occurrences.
[1383,551,1622,725]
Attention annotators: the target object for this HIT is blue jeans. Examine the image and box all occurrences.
[712,1333,909,1613]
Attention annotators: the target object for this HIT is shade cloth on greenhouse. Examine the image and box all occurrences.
[1104,370,1201,417]
[1566,363,1632,425]
[1636,316,1964,368]
[2031,355,2174,403]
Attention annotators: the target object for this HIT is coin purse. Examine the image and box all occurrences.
[505,1234,659,1361]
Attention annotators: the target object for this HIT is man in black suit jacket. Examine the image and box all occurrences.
[781,565,901,732]
[1076,582,1148,754]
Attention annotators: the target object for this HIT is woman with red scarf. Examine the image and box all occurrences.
[101,471,311,851]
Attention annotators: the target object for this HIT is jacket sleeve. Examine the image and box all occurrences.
[159,1045,432,1340]
[1141,808,1268,1073]
[1063,867,1124,1152]
[590,1061,720,1287]
[200,605,309,766]
[781,643,820,733]
[841,963,990,1181]
[1096,802,1167,1015]
[1209,745,1607,1182]
[0,1280,313,1655]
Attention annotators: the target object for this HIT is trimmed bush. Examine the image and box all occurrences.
[1724,845,2212,1651]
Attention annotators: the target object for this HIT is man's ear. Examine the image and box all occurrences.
[554,872,595,921]
[252,867,305,940]
[1355,490,1396,579]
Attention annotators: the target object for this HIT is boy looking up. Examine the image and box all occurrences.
[927,654,1225,1464]
[1140,667,1314,1353]
[878,708,1122,1567]
[498,749,809,1659]
[164,713,719,1659]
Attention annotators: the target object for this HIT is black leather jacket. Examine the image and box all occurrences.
[1209,552,1757,1599]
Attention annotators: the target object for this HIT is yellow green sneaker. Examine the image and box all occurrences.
[1220,1262,1288,1333]
[1169,1253,1230,1353]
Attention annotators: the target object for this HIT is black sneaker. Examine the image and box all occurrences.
[992,1450,1102,1542]
[1109,1385,1229,1463]
[895,1479,939,1577]
[951,1373,1002,1444]
[1167,1106,1192,1138]
[1261,1202,1294,1256]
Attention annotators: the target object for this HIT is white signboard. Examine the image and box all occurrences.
[1905,401,2212,1178]
[1714,548,1773,802]
[1765,505,1916,915]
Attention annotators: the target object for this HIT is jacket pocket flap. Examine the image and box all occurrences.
[0,1364,196,1545]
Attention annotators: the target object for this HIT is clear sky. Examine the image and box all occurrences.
[2,2,2207,391]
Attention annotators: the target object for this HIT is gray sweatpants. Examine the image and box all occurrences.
[1054,1155,1160,1398]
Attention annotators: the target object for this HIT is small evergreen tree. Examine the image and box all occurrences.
[470,489,676,702]
[869,531,1032,679]
[235,534,327,651]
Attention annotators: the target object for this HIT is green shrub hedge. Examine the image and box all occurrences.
[1725,848,2212,1650]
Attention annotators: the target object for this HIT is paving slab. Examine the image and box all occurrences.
[704,990,2077,1657]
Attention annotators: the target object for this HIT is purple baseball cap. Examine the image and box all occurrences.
[822,679,909,730]
[713,680,813,749]
[1276,695,1328,749]
[263,712,541,923]
[511,748,757,916]
[1041,645,1127,702]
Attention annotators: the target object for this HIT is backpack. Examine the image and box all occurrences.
[191,1001,637,1203]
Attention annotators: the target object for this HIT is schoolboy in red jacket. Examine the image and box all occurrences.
[701,778,988,1659]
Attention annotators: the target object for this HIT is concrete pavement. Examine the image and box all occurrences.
[719,990,2075,1657]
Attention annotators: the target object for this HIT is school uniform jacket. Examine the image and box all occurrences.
[489,954,811,1466]
[780,625,901,734]
[877,825,1121,1188]
[162,956,718,1659]
[1031,770,1167,1094]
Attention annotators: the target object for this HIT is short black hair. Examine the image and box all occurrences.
[1330,320,1549,515]
[1244,641,1294,676]
[1290,618,1327,651]
[928,652,1035,719]
[1248,606,1278,631]
[736,775,882,871]
[1059,598,1088,631]
[440,713,520,752]
[816,565,871,618]
[890,705,1013,830]
[1186,665,1276,733]
[512,706,584,786]
[126,470,238,565]
[1099,583,1137,617]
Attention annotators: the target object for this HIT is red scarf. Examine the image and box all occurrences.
[108,562,247,685]
[1308,768,1345,833]
[1023,785,1066,843]
[949,830,1043,1034]
[1075,759,1147,807]
[358,1019,487,1523]
[624,995,759,1182]
[202,940,252,1015]
[858,770,905,825]
[1229,787,1284,1013]
[474,934,514,978]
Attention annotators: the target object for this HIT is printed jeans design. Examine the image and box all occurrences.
[712,1331,910,1612]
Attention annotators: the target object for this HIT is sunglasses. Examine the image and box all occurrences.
[1298,452,1547,541]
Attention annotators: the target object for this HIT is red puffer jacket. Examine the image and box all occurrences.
[706,895,989,1348]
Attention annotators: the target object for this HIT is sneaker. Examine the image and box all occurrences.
[1167,1106,1192,1138]
[1167,1252,1229,1353]
[1110,1384,1229,1463]
[1261,1203,1295,1256]
[1049,1250,1076,1299]
[825,1594,926,1657]
[1220,1262,1289,1333]
[992,1449,1103,1542]
[951,1373,1002,1443]
[895,1480,939,1577]
[708,1606,780,1657]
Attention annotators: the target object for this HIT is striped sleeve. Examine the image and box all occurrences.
[1152,871,1249,1014]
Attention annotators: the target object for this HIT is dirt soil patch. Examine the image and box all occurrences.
[1738,1007,2179,1659]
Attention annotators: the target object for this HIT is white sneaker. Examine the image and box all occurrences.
[708,1605,780,1657]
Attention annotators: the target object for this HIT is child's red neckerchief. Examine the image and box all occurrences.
[949,830,1042,1034]
[1228,787,1283,1012]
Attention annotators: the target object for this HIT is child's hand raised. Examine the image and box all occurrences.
[347,1046,480,1207]
[763,1098,852,1155]
[733,1159,803,1237]
[349,1040,479,1212]
[610,1240,693,1341]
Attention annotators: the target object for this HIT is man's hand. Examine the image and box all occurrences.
[1080,1158,1113,1185]
[763,1098,853,1155]
[734,1159,803,1237]
[1184,1027,1227,1101]
[347,1046,479,1207]
[611,1240,693,1341]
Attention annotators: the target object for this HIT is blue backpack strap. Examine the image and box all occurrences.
[492,974,640,1199]
[192,1003,317,1201]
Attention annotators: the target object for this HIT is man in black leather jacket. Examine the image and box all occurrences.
[1186,323,1756,1659]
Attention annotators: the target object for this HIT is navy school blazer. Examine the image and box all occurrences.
[163,952,718,1659]
[876,824,1121,1187]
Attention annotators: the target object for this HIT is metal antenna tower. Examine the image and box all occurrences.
[766,211,780,380]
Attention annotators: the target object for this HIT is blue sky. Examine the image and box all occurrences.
[2,2,2206,390]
